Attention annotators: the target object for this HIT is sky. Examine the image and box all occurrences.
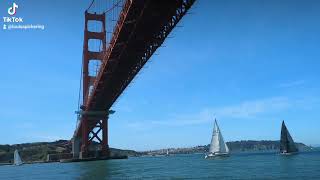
[0,0,319,151]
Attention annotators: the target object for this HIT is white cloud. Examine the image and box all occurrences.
[127,96,292,129]
[210,97,290,119]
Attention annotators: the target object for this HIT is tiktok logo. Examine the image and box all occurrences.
[8,2,19,16]
[3,2,45,31]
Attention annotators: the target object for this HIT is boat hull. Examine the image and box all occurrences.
[205,153,229,159]
[280,152,298,155]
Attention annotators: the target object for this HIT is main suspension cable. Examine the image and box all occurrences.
[86,0,95,11]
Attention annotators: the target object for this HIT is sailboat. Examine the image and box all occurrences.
[205,119,229,159]
[280,121,298,155]
[13,149,23,166]
[165,149,169,156]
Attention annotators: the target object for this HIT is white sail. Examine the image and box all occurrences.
[209,119,229,154]
[14,149,23,166]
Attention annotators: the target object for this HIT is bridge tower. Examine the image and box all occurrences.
[73,11,110,159]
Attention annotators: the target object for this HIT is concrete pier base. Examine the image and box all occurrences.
[79,150,109,159]
[72,137,81,159]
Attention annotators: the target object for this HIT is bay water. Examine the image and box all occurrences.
[0,151,319,179]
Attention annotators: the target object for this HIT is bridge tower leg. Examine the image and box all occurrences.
[79,11,108,159]
[101,117,109,157]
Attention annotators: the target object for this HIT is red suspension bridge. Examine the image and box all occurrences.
[71,0,196,159]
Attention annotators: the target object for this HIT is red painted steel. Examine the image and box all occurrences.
[80,11,109,157]
[75,0,196,157]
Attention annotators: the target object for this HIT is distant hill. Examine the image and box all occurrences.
[0,140,71,163]
[0,140,314,163]
[0,140,141,163]
[226,140,311,152]
[142,140,313,156]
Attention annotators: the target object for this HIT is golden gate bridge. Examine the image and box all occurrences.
[69,0,195,160]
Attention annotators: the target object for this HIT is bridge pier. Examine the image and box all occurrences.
[76,111,110,159]
[72,137,81,158]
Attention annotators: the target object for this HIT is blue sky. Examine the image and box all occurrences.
[0,0,319,150]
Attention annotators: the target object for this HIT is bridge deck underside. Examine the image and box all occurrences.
[75,0,195,137]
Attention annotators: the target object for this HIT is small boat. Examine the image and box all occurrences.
[165,149,169,156]
[13,149,23,166]
[205,119,230,159]
[280,121,298,155]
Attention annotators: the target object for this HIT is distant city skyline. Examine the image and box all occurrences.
[0,0,319,150]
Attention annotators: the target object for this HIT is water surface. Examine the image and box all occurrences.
[0,151,319,179]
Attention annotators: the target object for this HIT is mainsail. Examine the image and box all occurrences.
[209,119,229,154]
[14,149,23,165]
[280,121,298,153]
